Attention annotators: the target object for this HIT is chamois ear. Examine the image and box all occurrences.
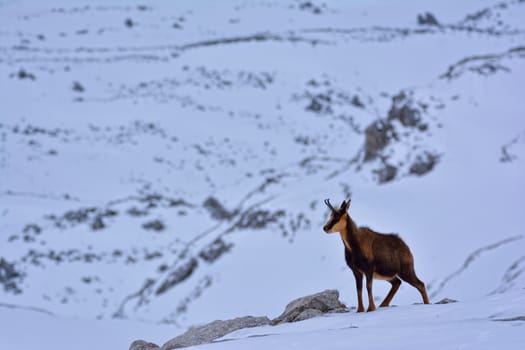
[341,199,351,212]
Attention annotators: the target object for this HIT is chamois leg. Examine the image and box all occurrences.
[351,268,365,313]
[399,270,430,304]
[365,271,376,312]
[379,276,401,308]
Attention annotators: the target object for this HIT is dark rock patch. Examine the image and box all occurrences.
[15,69,36,80]
[142,219,166,232]
[232,209,285,231]
[417,12,440,26]
[374,163,398,184]
[72,81,85,93]
[203,197,236,220]
[364,120,395,161]
[199,238,233,263]
[156,258,198,295]
[493,316,525,322]
[409,152,439,176]
[0,258,23,294]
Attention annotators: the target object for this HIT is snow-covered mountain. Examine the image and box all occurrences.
[1,0,524,346]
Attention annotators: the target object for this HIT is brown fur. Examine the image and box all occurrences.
[324,199,430,312]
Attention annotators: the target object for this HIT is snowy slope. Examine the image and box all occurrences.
[214,291,525,350]
[1,0,525,341]
[1,291,524,349]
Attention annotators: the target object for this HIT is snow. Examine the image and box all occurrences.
[1,0,525,348]
[2,291,523,349]
[213,291,525,350]
[0,304,177,349]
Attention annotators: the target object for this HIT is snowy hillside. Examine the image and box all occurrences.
[1,0,524,347]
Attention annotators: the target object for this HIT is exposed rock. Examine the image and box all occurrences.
[23,224,41,235]
[409,152,439,175]
[374,163,398,184]
[305,93,332,114]
[435,297,458,304]
[232,209,285,231]
[134,290,349,350]
[364,120,394,161]
[142,219,166,232]
[293,308,323,321]
[0,258,22,294]
[199,238,233,263]
[91,215,105,231]
[271,289,347,325]
[161,316,270,350]
[72,81,85,93]
[129,340,160,350]
[156,258,198,295]
[203,196,236,220]
[16,69,36,80]
[388,91,422,127]
[351,95,365,108]
[493,316,525,322]
[417,12,440,26]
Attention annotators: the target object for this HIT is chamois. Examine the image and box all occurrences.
[323,199,430,312]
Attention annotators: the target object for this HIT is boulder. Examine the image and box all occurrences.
[129,340,160,350]
[271,289,347,325]
[161,316,270,350]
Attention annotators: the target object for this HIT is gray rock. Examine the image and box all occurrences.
[388,91,422,127]
[0,257,22,294]
[161,316,270,350]
[409,152,439,176]
[374,163,398,184]
[271,289,347,325]
[203,196,236,220]
[199,238,233,263]
[417,12,440,26]
[435,297,458,304]
[129,340,160,350]
[364,120,394,161]
[294,308,323,322]
[155,258,198,295]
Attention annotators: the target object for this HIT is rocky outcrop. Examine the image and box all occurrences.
[130,289,348,350]
[155,258,199,295]
[160,316,270,350]
[417,12,440,27]
[0,257,23,294]
[271,289,347,324]
[129,340,160,350]
[409,152,439,176]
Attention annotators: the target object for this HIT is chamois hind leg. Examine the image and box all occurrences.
[399,270,430,304]
[351,267,365,313]
[365,271,376,312]
[379,276,401,308]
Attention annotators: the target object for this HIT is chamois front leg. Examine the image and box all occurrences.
[351,267,364,313]
[365,270,376,312]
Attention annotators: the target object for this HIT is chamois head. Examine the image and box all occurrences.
[323,198,351,234]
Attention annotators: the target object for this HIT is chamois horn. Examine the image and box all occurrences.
[324,199,336,212]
